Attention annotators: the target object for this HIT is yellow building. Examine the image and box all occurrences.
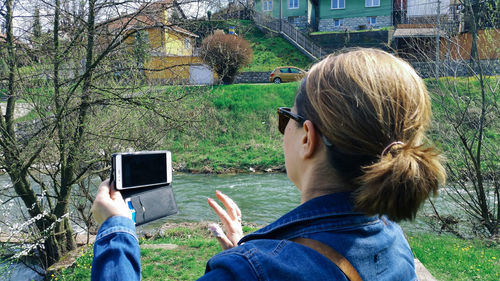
[102,0,212,83]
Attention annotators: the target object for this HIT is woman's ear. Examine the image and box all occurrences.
[301,120,321,159]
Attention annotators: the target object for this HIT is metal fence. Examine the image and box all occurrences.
[253,11,322,60]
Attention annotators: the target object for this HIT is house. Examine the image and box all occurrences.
[100,0,213,84]
[254,0,393,31]
[392,0,461,60]
[392,0,499,62]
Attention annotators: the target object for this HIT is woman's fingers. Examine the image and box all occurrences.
[208,223,234,250]
[92,179,131,225]
[207,192,244,250]
[208,197,232,227]
[216,190,242,221]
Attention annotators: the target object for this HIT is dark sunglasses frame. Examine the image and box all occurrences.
[277,107,306,134]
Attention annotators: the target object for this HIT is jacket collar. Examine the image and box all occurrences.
[240,192,379,243]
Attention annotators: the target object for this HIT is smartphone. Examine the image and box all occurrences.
[111,151,172,190]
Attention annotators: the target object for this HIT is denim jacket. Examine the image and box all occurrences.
[91,216,141,281]
[91,192,417,281]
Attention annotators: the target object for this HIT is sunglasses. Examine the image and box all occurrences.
[277,107,306,134]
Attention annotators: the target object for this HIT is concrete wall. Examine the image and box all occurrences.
[288,16,309,30]
[319,15,391,31]
[310,30,389,52]
[409,59,500,78]
[234,71,272,83]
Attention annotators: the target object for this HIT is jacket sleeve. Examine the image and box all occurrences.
[91,216,141,281]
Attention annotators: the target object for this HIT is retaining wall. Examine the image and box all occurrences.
[310,30,389,53]
[409,59,500,78]
[234,71,271,83]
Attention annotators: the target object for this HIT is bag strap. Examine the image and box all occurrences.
[291,237,363,281]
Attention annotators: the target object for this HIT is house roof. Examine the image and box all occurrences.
[101,0,197,37]
[169,25,198,38]
[393,28,446,38]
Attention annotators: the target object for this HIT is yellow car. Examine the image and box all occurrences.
[269,67,306,84]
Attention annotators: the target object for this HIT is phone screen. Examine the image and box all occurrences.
[121,153,168,189]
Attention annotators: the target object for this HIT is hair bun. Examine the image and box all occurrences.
[354,144,446,221]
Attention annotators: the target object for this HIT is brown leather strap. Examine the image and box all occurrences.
[291,237,363,281]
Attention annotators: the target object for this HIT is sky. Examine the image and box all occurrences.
[2,0,232,38]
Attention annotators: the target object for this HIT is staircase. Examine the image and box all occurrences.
[253,11,322,61]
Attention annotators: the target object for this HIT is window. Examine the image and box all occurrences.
[290,68,301,73]
[365,0,380,7]
[184,38,191,50]
[279,68,290,73]
[288,0,298,9]
[263,0,272,11]
[331,0,345,9]
[367,16,377,25]
[334,18,344,27]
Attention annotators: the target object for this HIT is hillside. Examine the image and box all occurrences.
[182,19,314,72]
[162,82,300,173]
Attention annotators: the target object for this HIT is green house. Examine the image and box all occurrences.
[254,0,393,31]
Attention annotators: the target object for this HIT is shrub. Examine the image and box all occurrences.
[200,33,253,84]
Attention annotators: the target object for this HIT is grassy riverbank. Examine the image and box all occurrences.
[51,223,499,281]
[164,82,299,173]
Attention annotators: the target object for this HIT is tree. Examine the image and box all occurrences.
[0,0,208,272]
[394,0,499,238]
[200,33,252,84]
[32,8,41,40]
[132,29,149,71]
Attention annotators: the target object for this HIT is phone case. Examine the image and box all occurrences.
[121,184,178,226]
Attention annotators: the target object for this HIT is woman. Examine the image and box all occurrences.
[91,48,445,280]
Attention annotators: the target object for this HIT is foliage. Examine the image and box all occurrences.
[408,233,500,281]
[32,8,42,41]
[132,29,149,70]
[396,0,499,238]
[0,0,208,272]
[200,33,253,84]
[428,75,499,238]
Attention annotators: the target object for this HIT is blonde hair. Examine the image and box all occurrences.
[303,48,446,221]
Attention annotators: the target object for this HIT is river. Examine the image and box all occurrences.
[0,173,474,280]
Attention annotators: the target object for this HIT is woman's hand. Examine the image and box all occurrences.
[91,179,132,226]
[207,190,244,250]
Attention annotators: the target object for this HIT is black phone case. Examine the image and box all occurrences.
[121,184,178,226]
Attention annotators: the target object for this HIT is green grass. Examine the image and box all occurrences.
[140,227,220,280]
[408,233,500,281]
[52,224,499,280]
[48,246,94,281]
[426,76,500,169]
[163,82,300,172]
[230,20,313,72]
